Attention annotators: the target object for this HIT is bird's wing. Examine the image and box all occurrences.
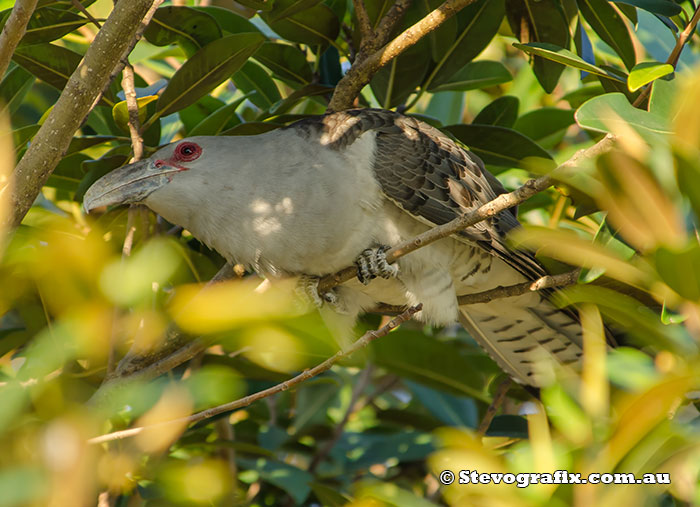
[289,108,545,281]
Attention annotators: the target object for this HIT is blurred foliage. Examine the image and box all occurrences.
[1,0,700,505]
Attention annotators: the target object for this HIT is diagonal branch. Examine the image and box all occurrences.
[87,304,422,445]
[0,0,39,80]
[457,270,580,305]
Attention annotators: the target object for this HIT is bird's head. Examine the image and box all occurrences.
[83,138,211,213]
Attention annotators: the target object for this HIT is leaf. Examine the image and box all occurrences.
[613,0,681,16]
[194,6,261,34]
[19,7,86,45]
[428,60,512,92]
[111,95,158,133]
[485,415,529,438]
[575,92,672,140]
[310,482,352,507]
[253,42,313,85]
[144,6,222,57]
[12,125,40,155]
[674,148,700,222]
[45,153,90,191]
[654,243,700,301]
[444,124,554,169]
[627,61,674,91]
[156,33,266,117]
[77,153,129,201]
[268,84,332,115]
[371,44,430,108]
[221,122,283,136]
[66,136,120,156]
[472,96,519,127]
[577,0,636,70]
[12,43,82,92]
[417,0,458,62]
[506,0,570,92]
[512,107,575,148]
[371,330,494,402]
[189,97,248,137]
[232,61,281,110]
[648,74,676,118]
[334,431,435,470]
[0,66,34,116]
[237,457,312,504]
[406,381,478,428]
[263,3,339,46]
[429,0,505,88]
[235,0,274,11]
[513,42,621,79]
[266,0,323,22]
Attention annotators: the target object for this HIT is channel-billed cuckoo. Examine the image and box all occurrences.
[84,108,585,386]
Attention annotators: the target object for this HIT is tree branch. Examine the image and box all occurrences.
[329,0,477,111]
[87,304,421,445]
[0,0,39,80]
[6,0,158,230]
[457,270,581,305]
[318,134,616,293]
[353,0,375,45]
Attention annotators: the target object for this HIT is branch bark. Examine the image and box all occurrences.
[5,0,158,230]
[457,270,581,305]
[87,304,421,445]
[329,0,477,111]
[0,0,39,80]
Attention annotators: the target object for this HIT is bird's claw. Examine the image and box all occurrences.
[295,275,347,313]
[355,246,398,285]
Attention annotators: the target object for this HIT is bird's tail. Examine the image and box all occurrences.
[458,295,585,386]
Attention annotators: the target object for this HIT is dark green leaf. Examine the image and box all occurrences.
[237,457,312,504]
[513,42,620,79]
[254,42,313,85]
[614,1,638,25]
[189,97,248,137]
[485,415,529,438]
[648,74,675,118]
[613,0,681,16]
[19,7,86,45]
[310,482,352,507]
[45,153,90,191]
[263,4,339,46]
[506,0,570,92]
[179,95,225,135]
[561,82,605,108]
[577,0,636,70]
[194,6,261,34]
[144,6,222,57]
[0,66,34,116]
[428,60,512,92]
[235,0,274,11]
[334,431,435,470]
[12,125,40,155]
[675,148,700,222]
[407,381,478,428]
[371,44,430,108]
[269,84,332,115]
[513,107,575,148]
[444,124,554,169]
[417,0,458,62]
[66,136,121,156]
[12,43,82,93]
[575,92,671,140]
[233,61,281,110]
[473,96,519,127]
[429,0,505,87]
[156,33,266,117]
[221,122,283,136]
[267,0,323,22]
[627,61,673,91]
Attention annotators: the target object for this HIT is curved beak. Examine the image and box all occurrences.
[83,159,177,213]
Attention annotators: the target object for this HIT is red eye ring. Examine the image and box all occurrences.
[175,142,201,162]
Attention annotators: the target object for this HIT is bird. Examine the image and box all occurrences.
[83,108,586,386]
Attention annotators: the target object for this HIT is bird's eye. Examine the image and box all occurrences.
[175,142,201,161]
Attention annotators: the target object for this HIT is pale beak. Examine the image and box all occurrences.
[83,159,177,213]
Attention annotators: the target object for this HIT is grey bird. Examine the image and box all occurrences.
[83,108,585,386]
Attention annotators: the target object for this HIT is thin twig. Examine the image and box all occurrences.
[477,377,512,436]
[0,0,39,80]
[87,304,421,445]
[457,270,580,306]
[317,134,616,293]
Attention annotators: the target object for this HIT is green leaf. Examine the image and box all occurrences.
[66,136,121,156]
[429,0,505,88]
[144,6,222,57]
[577,0,636,70]
[266,0,323,22]
[232,61,281,110]
[19,7,86,45]
[627,61,674,91]
[428,60,512,92]
[444,124,554,169]
[221,122,283,136]
[268,84,332,115]
[189,97,248,137]
[371,330,494,402]
[12,43,82,92]
[513,107,575,148]
[12,125,40,155]
[472,95,519,127]
[235,0,274,11]
[648,74,676,118]
[77,153,129,201]
[195,6,261,34]
[674,148,700,222]
[263,3,339,46]
[155,33,265,117]
[613,0,681,16]
[485,415,529,438]
[45,152,90,191]
[506,0,570,92]
[237,457,312,504]
[0,66,34,116]
[417,0,458,62]
[407,381,478,428]
[655,243,700,301]
[513,42,621,79]
[371,44,430,108]
[575,92,672,141]
[310,482,352,507]
[254,42,313,85]
[111,95,158,133]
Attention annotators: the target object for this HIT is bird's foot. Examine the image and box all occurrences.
[294,275,349,314]
[355,246,398,285]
